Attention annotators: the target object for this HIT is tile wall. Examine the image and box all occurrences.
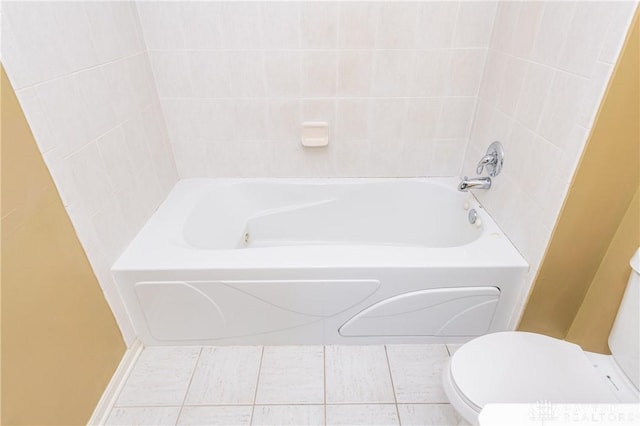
[461,1,638,325]
[137,1,498,177]
[1,1,179,344]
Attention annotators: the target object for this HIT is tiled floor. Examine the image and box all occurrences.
[105,344,465,426]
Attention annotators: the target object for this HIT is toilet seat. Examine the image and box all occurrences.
[449,332,619,410]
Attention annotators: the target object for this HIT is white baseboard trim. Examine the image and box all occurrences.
[87,339,144,425]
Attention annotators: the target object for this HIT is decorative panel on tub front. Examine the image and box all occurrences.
[339,287,500,337]
[135,280,381,342]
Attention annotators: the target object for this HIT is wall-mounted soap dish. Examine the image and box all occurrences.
[301,122,329,147]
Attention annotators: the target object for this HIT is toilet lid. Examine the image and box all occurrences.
[450,332,619,409]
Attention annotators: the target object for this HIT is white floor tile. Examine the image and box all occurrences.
[326,404,399,425]
[398,404,461,425]
[105,406,181,425]
[185,346,263,405]
[107,343,465,426]
[177,405,253,425]
[116,347,201,406]
[325,345,395,403]
[386,344,449,403]
[255,346,324,404]
[446,344,464,356]
[251,405,324,425]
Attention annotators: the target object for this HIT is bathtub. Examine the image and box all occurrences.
[112,178,528,346]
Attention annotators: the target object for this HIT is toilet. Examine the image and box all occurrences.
[443,249,640,425]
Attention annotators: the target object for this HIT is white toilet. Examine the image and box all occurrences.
[443,249,640,425]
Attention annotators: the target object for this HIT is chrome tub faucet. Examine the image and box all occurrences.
[458,141,504,192]
[458,176,492,191]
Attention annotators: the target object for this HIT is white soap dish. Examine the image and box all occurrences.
[301,122,329,147]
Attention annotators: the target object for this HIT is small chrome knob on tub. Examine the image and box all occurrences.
[468,209,483,227]
[468,209,477,224]
[458,176,492,191]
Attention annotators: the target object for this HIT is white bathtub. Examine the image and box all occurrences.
[112,178,528,346]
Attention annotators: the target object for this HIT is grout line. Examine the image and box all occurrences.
[460,36,494,177]
[555,2,579,73]
[323,345,327,425]
[335,3,342,103]
[508,60,534,131]
[530,71,557,137]
[449,0,463,50]
[120,401,433,408]
[186,402,325,407]
[489,48,593,82]
[179,403,259,408]
[15,51,148,93]
[60,99,157,161]
[249,346,265,425]
[383,345,402,426]
[175,346,204,425]
[157,95,479,101]
[144,47,490,53]
[109,405,183,409]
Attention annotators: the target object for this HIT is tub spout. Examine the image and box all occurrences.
[458,176,491,191]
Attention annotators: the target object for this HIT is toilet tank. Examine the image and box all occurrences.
[608,248,640,391]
